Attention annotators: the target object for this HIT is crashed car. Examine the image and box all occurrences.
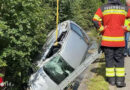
[29,20,91,90]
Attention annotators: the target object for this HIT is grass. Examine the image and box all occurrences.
[87,29,101,43]
[86,30,109,90]
[87,61,109,90]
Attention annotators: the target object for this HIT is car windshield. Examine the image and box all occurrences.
[43,54,74,84]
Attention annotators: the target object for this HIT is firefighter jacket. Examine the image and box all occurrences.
[93,3,130,47]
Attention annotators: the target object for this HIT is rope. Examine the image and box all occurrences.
[54,0,59,46]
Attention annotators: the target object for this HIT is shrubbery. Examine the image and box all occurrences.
[0,0,125,89]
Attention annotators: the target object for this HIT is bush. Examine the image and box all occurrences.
[0,0,54,89]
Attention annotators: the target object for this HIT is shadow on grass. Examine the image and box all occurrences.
[91,61,106,80]
[93,58,105,63]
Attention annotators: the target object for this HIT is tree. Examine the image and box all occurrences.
[0,0,107,89]
[0,0,54,89]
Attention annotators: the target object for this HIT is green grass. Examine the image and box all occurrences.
[87,29,102,44]
[87,62,109,90]
[86,30,109,90]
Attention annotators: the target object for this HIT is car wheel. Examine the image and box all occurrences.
[72,81,80,90]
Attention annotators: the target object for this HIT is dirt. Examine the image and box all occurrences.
[77,61,99,90]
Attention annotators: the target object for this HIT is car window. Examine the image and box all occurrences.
[43,54,74,84]
[71,23,83,37]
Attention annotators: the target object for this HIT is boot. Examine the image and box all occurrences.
[116,77,126,87]
[106,77,115,86]
[116,82,126,87]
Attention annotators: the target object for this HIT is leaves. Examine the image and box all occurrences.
[0,0,113,89]
[0,0,54,89]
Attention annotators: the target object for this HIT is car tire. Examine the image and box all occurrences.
[72,81,80,90]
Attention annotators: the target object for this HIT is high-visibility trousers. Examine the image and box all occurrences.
[103,47,125,81]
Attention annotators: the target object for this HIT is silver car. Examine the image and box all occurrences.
[29,20,98,90]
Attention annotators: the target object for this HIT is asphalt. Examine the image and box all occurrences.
[109,57,130,90]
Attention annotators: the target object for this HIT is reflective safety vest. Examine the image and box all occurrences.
[125,18,130,31]
[93,3,130,47]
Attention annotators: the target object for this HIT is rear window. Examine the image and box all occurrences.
[43,54,74,84]
[71,23,83,38]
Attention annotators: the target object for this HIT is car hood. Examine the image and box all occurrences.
[29,68,49,90]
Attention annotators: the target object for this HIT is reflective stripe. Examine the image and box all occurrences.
[115,68,125,72]
[106,68,115,77]
[103,9,127,16]
[106,68,114,72]
[116,73,125,77]
[98,25,104,32]
[115,68,125,77]
[102,36,124,41]
[93,14,104,32]
[93,14,102,21]
[116,71,125,74]
[106,73,115,77]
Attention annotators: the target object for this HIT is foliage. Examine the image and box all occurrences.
[0,0,54,89]
[0,0,126,90]
[87,62,109,90]
[68,0,106,31]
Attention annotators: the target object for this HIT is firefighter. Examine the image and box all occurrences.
[93,0,130,87]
